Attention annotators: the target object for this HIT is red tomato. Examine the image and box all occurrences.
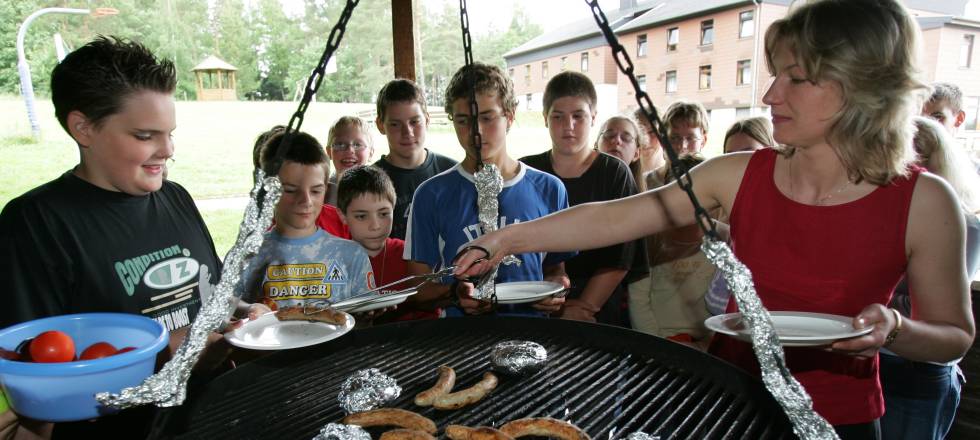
[79,342,118,360]
[29,331,75,363]
[116,346,137,354]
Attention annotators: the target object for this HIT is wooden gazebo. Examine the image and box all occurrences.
[191,55,238,101]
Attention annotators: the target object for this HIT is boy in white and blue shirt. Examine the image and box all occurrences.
[405,63,574,316]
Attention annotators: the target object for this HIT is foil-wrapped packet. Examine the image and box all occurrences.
[472,164,520,300]
[625,433,660,440]
[490,340,548,376]
[338,368,401,414]
[312,423,371,440]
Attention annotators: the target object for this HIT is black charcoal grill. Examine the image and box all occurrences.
[149,317,796,439]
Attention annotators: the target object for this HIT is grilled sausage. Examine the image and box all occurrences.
[379,429,436,440]
[445,425,515,440]
[275,306,348,326]
[499,418,591,440]
[341,408,437,434]
[432,372,498,410]
[414,365,457,406]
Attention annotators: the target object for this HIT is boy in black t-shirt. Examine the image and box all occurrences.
[0,36,222,438]
[520,71,646,326]
[372,79,457,240]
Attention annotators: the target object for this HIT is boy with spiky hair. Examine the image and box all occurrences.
[0,35,222,437]
[373,79,457,240]
[404,62,573,316]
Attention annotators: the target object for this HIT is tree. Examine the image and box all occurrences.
[212,0,258,99]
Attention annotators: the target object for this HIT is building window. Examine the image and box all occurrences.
[739,11,754,38]
[665,70,677,93]
[542,61,549,78]
[561,57,567,71]
[961,35,975,68]
[581,52,589,71]
[737,60,751,85]
[524,65,531,86]
[637,34,648,58]
[508,68,514,79]
[699,65,712,90]
[965,96,979,130]
[638,75,647,92]
[667,27,679,52]
[736,107,751,118]
[701,20,714,46]
[526,94,533,110]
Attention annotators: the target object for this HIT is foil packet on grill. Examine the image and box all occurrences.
[490,340,548,376]
[338,368,402,414]
[312,423,371,440]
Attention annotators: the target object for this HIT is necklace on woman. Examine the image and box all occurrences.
[789,154,851,205]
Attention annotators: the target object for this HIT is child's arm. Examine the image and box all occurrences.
[406,261,453,305]
[561,268,628,322]
[532,263,568,313]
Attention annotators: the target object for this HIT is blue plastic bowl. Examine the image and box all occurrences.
[0,313,168,422]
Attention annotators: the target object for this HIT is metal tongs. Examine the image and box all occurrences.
[303,264,483,315]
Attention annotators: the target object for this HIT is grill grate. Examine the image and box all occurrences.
[151,317,796,440]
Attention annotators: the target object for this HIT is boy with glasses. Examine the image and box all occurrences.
[325,116,375,206]
[405,63,573,316]
[373,79,457,240]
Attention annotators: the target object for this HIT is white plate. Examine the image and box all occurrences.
[704,311,873,347]
[333,289,418,313]
[492,281,565,304]
[224,311,354,350]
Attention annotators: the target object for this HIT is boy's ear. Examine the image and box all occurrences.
[375,117,386,134]
[338,210,349,225]
[66,111,93,147]
[954,110,966,129]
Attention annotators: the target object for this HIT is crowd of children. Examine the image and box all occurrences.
[3,0,979,435]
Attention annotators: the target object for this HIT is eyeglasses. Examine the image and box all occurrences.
[600,130,635,144]
[331,142,369,152]
[668,134,704,145]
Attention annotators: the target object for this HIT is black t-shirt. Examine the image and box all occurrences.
[521,151,648,324]
[0,171,221,330]
[374,149,457,240]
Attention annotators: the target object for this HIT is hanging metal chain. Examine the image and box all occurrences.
[459,0,483,169]
[584,0,717,240]
[268,0,361,176]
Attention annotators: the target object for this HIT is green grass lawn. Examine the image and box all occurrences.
[0,96,555,257]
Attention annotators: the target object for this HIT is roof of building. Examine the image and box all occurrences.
[191,55,237,72]
[503,0,663,59]
[504,0,969,66]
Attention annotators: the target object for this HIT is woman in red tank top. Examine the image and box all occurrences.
[453,1,975,438]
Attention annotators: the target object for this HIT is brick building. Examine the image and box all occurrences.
[504,0,980,149]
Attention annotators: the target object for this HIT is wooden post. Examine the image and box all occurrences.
[391,0,416,81]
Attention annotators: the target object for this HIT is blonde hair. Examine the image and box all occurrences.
[723,117,775,153]
[663,100,709,135]
[912,116,980,213]
[765,0,927,185]
[594,115,640,150]
[327,116,374,150]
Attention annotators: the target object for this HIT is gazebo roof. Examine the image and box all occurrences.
[191,55,237,72]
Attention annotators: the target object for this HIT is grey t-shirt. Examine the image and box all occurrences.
[238,228,375,308]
